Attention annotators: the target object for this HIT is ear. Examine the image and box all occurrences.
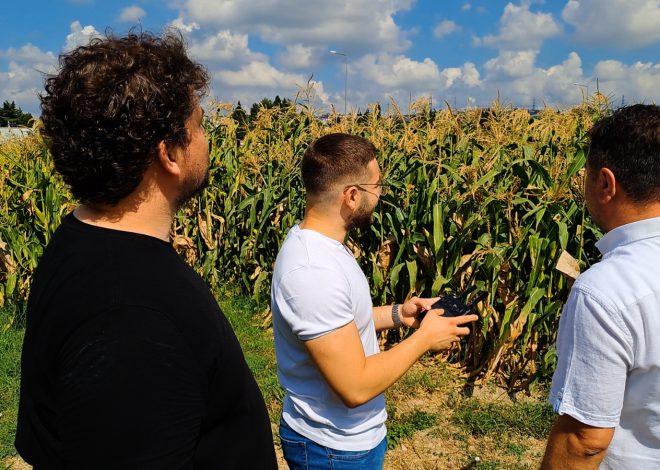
[597,167,617,203]
[156,141,182,177]
[342,186,360,210]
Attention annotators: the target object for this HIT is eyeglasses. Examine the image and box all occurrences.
[343,181,392,196]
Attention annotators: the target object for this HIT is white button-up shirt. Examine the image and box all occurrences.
[550,216,660,469]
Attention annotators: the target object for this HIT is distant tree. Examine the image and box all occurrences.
[0,101,33,127]
[249,96,294,121]
[231,101,249,141]
[250,98,273,121]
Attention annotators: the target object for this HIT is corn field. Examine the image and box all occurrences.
[0,96,610,391]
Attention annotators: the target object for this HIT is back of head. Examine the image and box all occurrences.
[40,30,209,206]
[301,133,376,201]
[588,104,660,204]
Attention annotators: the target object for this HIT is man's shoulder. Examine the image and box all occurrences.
[575,245,660,310]
[573,259,617,295]
[42,219,223,336]
[275,228,347,279]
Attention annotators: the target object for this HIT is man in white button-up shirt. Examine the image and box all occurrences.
[542,104,660,469]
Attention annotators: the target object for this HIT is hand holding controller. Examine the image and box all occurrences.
[417,286,487,321]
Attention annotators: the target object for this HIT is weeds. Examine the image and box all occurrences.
[388,410,439,449]
[452,399,554,439]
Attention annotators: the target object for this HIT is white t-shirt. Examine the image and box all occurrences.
[271,225,387,451]
[550,216,660,468]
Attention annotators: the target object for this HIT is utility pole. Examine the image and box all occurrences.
[329,50,348,114]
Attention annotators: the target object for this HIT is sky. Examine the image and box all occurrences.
[1,0,659,116]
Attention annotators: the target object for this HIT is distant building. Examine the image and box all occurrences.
[0,126,32,141]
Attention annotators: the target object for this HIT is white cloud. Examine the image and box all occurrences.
[458,62,481,87]
[433,20,461,39]
[479,50,585,106]
[0,44,56,64]
[211,61,329,107]
[182,0,414,54]
[217,61,306,89]
[168,17,199,33]
[0,41,57,114]
[593,60,660,104]
[562,0,660,48]
[352,54,481,100]
[462,3,471,11]
[174,17,327,109]
[355,54,440,89]
[475,2,561,51]
[277,44,318,69]
[118,6,146,23]
[64,21,101,52]
[484,50,538,79]
[188,30,266,65]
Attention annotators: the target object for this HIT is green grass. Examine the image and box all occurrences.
[452,398,554,439]
[387,408,439,449]
[0,326,23,459]
[217,294,283,420]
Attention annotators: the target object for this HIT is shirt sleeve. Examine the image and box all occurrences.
[55,306,206,469]
[549,284,634,428]
[275,264,354,340]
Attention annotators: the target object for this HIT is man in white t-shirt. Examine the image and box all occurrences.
[542,104,660,469]
[272,133,477,469]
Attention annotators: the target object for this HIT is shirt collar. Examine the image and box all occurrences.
[596,216,660,255]
[293,224,345,250]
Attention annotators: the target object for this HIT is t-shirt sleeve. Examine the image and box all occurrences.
[56,306,206,469]
[549,285,634,428]
[276,264,354,340]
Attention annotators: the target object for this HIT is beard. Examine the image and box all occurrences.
[175,166,210,209]
[345,198,376,231]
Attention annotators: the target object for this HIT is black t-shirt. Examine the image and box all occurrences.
[15,214,277,469]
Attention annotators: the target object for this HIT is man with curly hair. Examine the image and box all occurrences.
[15,31,277,469]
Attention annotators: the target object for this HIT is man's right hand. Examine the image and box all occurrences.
[417,309,477,351]
[304,311,477,408]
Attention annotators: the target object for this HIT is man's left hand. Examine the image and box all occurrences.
[400,296,440,328]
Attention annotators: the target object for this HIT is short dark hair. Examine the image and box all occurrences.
[587,104,660,203]
[301,133,377,196]
[40,30,209,205]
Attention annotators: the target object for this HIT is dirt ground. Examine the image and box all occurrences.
[5,429,545,470]
[272,360,548,469]
[4,455,30,470]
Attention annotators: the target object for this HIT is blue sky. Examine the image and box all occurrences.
[1,0,659,115]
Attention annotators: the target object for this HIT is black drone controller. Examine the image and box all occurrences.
[417,286,487,321]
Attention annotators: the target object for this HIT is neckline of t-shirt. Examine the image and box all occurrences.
[294,224,345,250]
[64,213,172,247]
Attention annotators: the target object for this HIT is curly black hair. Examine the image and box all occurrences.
[40,30,210,206]
[588,104,660,203]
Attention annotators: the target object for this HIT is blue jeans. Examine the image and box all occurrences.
[279,418,387,470]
